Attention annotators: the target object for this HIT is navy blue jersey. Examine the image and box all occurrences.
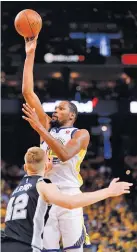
[5,175,51,250]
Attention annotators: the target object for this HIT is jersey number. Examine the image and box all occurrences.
[5,193,29,221]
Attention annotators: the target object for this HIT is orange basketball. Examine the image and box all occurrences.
[14,9,42,38]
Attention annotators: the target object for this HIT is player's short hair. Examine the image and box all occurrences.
[68,102,78,121]
[24,147,46,171]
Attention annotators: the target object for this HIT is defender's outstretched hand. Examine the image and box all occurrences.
[25,36,38,55]
[108,178,133,197]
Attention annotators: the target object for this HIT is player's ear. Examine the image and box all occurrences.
[24,164,27,172]
[70,112,75,121]
[44,163,47,177]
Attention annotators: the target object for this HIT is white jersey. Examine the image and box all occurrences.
[40,127,86,189]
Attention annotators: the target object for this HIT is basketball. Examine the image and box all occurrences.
[14,9,42,38]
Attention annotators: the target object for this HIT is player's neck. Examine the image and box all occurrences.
[60,122,74,128]
[27,171,44,177]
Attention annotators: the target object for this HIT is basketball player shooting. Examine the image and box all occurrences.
[2,146,132,252]
[21,36,129,252]
[22,36,91,251]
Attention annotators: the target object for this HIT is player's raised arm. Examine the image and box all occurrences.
[22,37,51,130]
[22,103,90,161]
[36,178,133,209]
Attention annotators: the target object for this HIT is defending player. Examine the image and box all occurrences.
[2,146,133,252]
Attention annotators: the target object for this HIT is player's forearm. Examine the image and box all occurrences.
[37,182,73,209]
[37,125,70,161]
[22,52,35,94]
[43,187,111,209]
[68,188,112,209]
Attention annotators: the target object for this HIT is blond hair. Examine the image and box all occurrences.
[24,147,46,172]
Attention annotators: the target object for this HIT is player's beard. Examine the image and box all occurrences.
[50,119,63,128]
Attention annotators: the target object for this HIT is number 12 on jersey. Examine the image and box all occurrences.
[5,193,29,221]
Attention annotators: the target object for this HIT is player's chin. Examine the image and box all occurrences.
[51,115,58,121]
[50,118,61,128]
[51,118,56,122]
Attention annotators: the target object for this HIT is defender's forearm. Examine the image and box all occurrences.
[39,182,112,209]
[68,188,111,209]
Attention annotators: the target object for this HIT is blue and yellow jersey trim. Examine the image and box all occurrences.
[75,149,86,186]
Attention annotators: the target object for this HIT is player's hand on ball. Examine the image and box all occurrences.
[108,178,133,197]
[25,36,38,55]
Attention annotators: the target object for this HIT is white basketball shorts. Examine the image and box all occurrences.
[42,188,91,251]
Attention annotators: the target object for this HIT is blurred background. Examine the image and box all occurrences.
[1,1,137,251]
